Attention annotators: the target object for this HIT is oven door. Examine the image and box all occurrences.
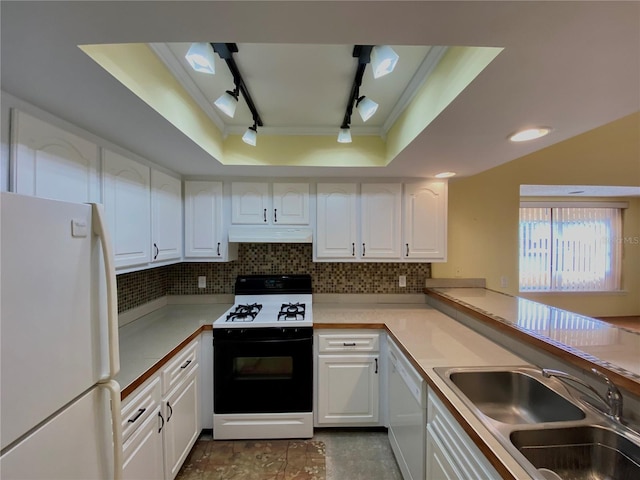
[213,328,313,414]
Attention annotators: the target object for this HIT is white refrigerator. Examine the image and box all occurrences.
[0,192,122,479]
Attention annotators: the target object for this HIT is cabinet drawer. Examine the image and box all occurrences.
[162,339,199,395]
[318,333,380,353]
[121,376,161,443]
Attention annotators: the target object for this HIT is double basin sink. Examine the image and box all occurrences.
[435,366,640,480]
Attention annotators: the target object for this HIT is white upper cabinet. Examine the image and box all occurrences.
[151,170,182,263]
[272,183,310,224]
[316,183,358,259]
[11,110,100,203]
[102,149,151,269]
[231,182,309,225]
[403,181,447,261]
[361,183,402,259]
[184,181,237,261]
[231,182,269,224]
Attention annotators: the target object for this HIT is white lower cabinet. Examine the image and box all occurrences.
[122,404,164,480]
[121,338,201,480]
[163,364,199,480]
[315,331,381,426]
[426,388,500,480]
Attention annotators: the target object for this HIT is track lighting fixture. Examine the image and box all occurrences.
[214,86,239,118]
[337,126,352,143]
[337,45,398,142]
[356,96,378,122]
[370,45,399,79]
[185,43,216,75]
[207,43,263,140]
[242,123,258,146]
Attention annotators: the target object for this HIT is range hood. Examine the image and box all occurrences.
[228,226,313,243]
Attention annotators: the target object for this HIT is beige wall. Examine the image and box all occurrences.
[432,112,640,317]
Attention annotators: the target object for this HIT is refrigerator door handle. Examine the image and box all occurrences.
[103,379,123,480]
[91,203,120,378]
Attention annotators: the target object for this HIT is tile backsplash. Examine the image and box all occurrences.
[117,243,431,312]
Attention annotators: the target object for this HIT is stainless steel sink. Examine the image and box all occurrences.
[435,366,640,479]
[448,370,585,424]
[511,425,640,480]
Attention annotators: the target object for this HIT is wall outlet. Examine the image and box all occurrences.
[198,276,206,289]
[500,276,508,288]
[399,275,407,287]
[455,267,462,278]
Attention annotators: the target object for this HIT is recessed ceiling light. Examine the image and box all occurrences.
[435,172,456,178]
[509,127,551,142]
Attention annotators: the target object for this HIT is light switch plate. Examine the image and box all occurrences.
[198,276,206,289]
[399,275,407,287]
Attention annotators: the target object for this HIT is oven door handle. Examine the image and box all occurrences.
[214,336,312,345]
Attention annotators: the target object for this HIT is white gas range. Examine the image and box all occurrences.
[213,293,313,329]
[211,275,314,440]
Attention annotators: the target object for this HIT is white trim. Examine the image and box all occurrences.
[520,201,629,209]
[149,43,227,134]
[382,46,449,135]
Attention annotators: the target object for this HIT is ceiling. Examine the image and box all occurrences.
[157,42,435,137]
[1,1,639,179]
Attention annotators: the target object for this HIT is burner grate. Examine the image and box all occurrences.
[226,303,262,322]
[278,303,306,321]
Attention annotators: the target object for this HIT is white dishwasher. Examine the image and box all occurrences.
[387,339,427,480]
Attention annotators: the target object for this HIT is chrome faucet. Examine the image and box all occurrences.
[542,367,624,422]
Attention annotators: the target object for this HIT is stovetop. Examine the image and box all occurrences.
[213,275,313,329]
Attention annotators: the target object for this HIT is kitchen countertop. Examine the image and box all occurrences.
[115,303,230,396]
[426,287,640,396]
[118,300,533,479]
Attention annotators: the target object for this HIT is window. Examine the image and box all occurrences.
[519,205,622,292]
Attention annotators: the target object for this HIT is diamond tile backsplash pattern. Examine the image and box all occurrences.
[117,244,430,312]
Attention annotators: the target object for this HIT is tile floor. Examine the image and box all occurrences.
[177,429,403,480]
[313,429,403,480]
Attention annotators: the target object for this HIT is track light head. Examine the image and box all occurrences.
[242,124,258,146]
[337,126,352,143]
[356,96,379,122]
[185,43,216,75]
[214,88,239,118]
[370,45,399,79]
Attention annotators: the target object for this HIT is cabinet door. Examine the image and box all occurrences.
[184,181,226,259]
[163,364,200,480]
[404,181,447,260]
[151,170,182,263]
[361,183,402,259]
[317,354,379,425]
[122,406,164,480]
[272,183,309,225]
[231,182,269,224]
[426,426,462,480]
[102,149,151,269]
[11,110,100,203]
[316,183,357,259]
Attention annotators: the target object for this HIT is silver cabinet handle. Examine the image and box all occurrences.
[274,208,278,223]
[406,243,409,256]
[362,243,366,256]
[217,242,221,256]
[127,408,146,424]
[263,208,267,222]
